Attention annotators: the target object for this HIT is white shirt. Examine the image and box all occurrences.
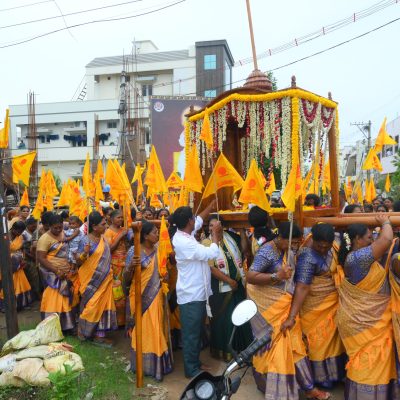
[172,216,219,305]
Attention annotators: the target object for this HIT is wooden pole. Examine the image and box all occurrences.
[0,158,19,338]
[328,118,339,211]
[245,0,258,70]
[304,215,400,228]
[132,221,143,388]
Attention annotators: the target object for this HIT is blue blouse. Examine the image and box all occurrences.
[77,235,99,256]
[294,247,332,285]
[344,246,375,285]
[250,241,283,274]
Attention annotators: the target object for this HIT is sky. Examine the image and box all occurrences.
[1,0,400,148]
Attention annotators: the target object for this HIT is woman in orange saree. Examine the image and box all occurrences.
[124,221,173,381]
[0,221,32,311]
[247,222,329,400]
[37,214,77,332]
[336,216,400,399]
[281,223,346,390]
[76,211,117,346]
[104,209,128,327]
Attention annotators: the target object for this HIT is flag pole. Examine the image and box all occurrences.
[284,211,294,293]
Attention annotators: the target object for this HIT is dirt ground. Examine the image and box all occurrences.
[0,303,344,399]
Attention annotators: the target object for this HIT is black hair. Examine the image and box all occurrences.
[167,214,177,239]
[173,206,193,230]
[248,206,275,242]
[377,204,388,212]
[102,207,113,216]
[60,210,69,220]
[278,221,302,239]
[140,221,155,243]
[26,217,37,226]
[41,211,54,226]
[338,223,369,265]
[20,205,30,212]
[343,204,361,214]
[363,203,374,212]
[372,197,382,204]
[143,207,154,216]
[131,207,137,220]
[113,202,120,210]
[11,220,26,233]
[110,209,122,219]
[69,216,82,225]
[393,200,400,212]
[49,214,63,226]
[386,197,394,202]
[305,194,321,206]
[156,208,170,219]
[88,211,103,233]
[311,223,335,243]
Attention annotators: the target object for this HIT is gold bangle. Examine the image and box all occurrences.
[79,253,88,261]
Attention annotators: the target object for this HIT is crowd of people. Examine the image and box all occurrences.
[2,191,400,400]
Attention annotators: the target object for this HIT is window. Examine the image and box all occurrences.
[142,84,153,96]
[204,54,216,70]
[204,90,216,98]
[107,121,117,129]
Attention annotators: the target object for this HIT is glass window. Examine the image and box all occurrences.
[204,54,216,70]
[107,121,117,129]
[141,84,153,96]
[204,90,216,98]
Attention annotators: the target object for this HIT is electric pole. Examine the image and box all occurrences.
[351,121,372,179]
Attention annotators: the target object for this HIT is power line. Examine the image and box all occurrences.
[0,0,52,13]
[0,0,186,48]
[0,0,146,30]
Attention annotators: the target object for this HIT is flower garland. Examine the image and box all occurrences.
[291,97,300,166]
[281,97,291,187]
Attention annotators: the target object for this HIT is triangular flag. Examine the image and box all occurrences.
[82,153,94,196]
[365,179,372,203]
[150,193,162,208]
[157,216,172,280]
[281,162,302,212]
[145,146,167,195]
[202,153,244,200]
[96,159,104,179]
[370,177,377,200]
[238,159,271,212]
[344,177,353,202]
[57,182,71,207]
[265,172,276,195]
[46,170,59,197]
[12,151,37,186]
[385,174,391,193]
[32,191,44,220]
[374,117,396,153]
[0,109,10,149]
[19,188,29,207]
[183,146,203,193]
[362,148,382,172]
[166,171,183,190]
[199,109,213,150]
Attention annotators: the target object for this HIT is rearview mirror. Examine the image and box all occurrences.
[231,299,257,327]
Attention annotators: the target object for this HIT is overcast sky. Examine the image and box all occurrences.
[1,0,400,147]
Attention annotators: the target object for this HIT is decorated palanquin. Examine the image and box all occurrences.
[184,73,340,228]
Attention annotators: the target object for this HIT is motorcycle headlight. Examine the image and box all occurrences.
[194,380,215,400]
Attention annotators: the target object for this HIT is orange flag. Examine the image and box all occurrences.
[32,191,44,220]
[157,216,172,281]
[281,162,302,212]
[374,117,396,153]
[265,172,276,195]
[183,146,203,193]
[0,109,10,149]
[202,153,244,200]
[96,159,104,179]
[344,177,353,201]
[46,170,59,197]
[369,177,377,200]
[145,146,167,195]
[82,153,94,196]
[199,109,213,150]
[150,193,162,208]
[362,148,382,172]
[12,151,37,186]
[57,182,71,207]
[239,159,271,212]
[19,188,29,207]
[365,179,372,203]
[385,174,391,193]
[166,171,183,190]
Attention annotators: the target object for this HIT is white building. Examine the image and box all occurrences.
[9,40,234,183]
[378,115,400,174]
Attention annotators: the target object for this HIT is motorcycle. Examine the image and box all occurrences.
[180,299,271,400]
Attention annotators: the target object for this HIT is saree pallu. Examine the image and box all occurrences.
[78,237,117,338]
[0,236,32,310]
[40,240,75,331]
[128,253,172,381]
[337,261,400,399]
[247,283,314,400]
[104,229,127,326]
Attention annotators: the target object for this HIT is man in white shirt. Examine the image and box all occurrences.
[172,202,222,378]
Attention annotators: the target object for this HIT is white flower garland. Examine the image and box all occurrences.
[281,97,291,187]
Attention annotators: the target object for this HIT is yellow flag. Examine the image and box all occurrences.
[239,159,271,212]
[96,159,104,179]
[19,188,29,207]
[178,186,188,207]
[70,182,84,216]
[370,177,377,200]
[12,151,37,186]
[352,181,363,204]
[150,193,162,208]
[145,146,167,194]
[166,171,183,190]
[302,163,314,197]
[183,146,203,193]
[265,172,276,195]
[362,148,382,172]
[199,109,213,150]
[157,216,172,280]
[385,174,391,193]
[374,117,396,153]
[57,182,71,207]
[0,109,10,149]
[32,191,44,220]
[46,170,59,197]
[281,162,302,212]
[365,179,372,203]
[82,153,93,196]
[324,160,331,191]
[344,177,353,202]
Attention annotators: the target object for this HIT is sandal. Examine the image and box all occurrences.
[92,337,114,348]
[306,388,331,400]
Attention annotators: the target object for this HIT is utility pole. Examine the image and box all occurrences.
[118,68,128,166]
[351,121,372,179]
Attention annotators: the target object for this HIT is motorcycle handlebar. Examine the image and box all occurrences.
[236,334,270,366]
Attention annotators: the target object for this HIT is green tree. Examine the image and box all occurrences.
[267,71,278,91]
[385,150,400,200]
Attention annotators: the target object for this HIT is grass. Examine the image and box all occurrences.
[0,336,139,400]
